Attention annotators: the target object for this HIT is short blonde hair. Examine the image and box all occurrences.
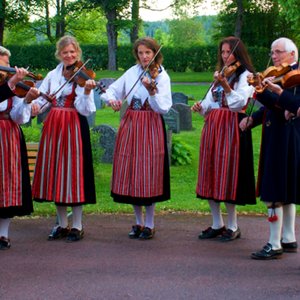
[55,35,82,61]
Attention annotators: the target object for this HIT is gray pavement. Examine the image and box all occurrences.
[1,213,300,300]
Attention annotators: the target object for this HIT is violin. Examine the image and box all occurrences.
[143,62,161,91]
[0,58,43,82]
[247,63,292,93]
[222,61,241,77]
[63,61,106,93]
[14,80,53,103]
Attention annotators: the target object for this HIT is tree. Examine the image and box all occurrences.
[0,0,31,45]
[214,0,294,48]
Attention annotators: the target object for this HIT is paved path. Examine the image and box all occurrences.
[1,213,300,300]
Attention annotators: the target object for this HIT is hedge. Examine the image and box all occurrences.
[7,44,269,72]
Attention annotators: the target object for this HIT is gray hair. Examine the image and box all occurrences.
[0,46,11,57]
[272,37,298,62]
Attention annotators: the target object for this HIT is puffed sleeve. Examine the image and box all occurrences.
[147,69,172,114]
[9,96,32,124]
[73,85,96,116]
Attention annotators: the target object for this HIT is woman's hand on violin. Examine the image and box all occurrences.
[141,76,157,96]
[191,102,203,113]
[284,110,295,120]
[7,67,29,90]
[31,103,40,117]
[84,79,97,94]
[109,100,122,112]
[239,116,253,131]
[24,87,40,104]
[214,71,231,93]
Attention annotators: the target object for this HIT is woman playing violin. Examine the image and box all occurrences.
[101,37,172,240]
[32,36,96,242]
[240,37,300,260]
[191,36,256,242]
[0,46,40,250]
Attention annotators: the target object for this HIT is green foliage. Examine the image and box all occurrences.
[171,137,192,166]
[21,124,41,142]
[90,130,104,168]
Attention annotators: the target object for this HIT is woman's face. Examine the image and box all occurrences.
[221,43,236,66]
[137,44,155,68]
[59,44,78,67]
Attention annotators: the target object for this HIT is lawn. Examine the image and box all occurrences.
[30,71,273,217]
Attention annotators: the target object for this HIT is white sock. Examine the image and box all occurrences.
[133,205,144,226]
[56,206,68,228]
[145,204,155,229]
[282,204,296,243]
[72,206,83,231]
[268,206,283,250]
[225,203,238,231]
[0,218,11,238]
[208,200,224,229]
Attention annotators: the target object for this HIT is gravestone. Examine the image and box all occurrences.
[87,112,96,128]
[96,78,116,109]
[163,108,180,133]
[172,92,188,105]
[172,103,192,131]
[93,124,117,163]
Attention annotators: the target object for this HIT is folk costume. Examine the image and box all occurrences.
[0,82,15,102]
[32,63,96,240]
[196,66,256,240]
[251,79,300,257]
[0,96,33,249]
[101,64,172,238]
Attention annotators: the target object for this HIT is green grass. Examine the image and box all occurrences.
[30,81,277,217]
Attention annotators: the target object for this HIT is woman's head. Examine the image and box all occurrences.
[133,37,163,68]
[55,35,82,66]
[217,36,254,73]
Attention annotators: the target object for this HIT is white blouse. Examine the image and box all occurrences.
[33,63,96,117]
[200,69,254,115]
[101,64,172,115]
[0,96,31,125]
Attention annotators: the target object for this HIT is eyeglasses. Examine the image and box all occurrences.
[269,50,287,56]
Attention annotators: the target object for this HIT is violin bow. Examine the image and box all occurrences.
[52,58,91,97]
[122,45,163,102]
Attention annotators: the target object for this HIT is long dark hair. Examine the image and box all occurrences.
[217,36,255,76]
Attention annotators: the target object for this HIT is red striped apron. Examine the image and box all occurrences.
[0,99,23,208]
[111,104,165,198]
[32,86,85,204]
[196,108,240,201]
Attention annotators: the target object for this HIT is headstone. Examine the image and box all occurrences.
[166,129,172,164]
[172,103,192,131]
[95,78,116,109]
[171,92,188,105]
[163,108,180,133]
[93,124,117,163]
[87,112,96,128]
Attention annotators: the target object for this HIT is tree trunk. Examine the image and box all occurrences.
[45,1,54,43]
[105,9,118,70]
[56,0,66,39]
[130,0,139,44]
[235,0,243,37]
[0,0,6,45]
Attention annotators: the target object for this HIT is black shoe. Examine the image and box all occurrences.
[66,228,84,242]
[0,236,11,250]
[219,227,241,242]
[48,226,70,240]
[128,225,144,239]
[139,227,155,240]
[281,241,298,253]
[251,243,283,260]
[198,226,226,239]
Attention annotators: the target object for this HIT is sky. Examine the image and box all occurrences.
[139,0,221,21]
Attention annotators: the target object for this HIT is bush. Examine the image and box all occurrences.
[171,137,192,166]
